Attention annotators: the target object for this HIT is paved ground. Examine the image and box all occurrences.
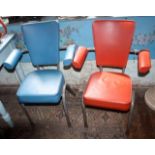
[0,85,155,139]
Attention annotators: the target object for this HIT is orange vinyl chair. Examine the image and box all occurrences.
[72,20,151,133]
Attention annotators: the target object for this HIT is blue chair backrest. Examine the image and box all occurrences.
[21,21,59,66]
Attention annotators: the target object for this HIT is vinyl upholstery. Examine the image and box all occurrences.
[3,49,22,70]
[138,50,151,74]
[17,70,64,104]
[93,20,135,68]
[83,72,132,111]
[72,46,88,70]
[63,44,77,67]
[82,20,135,111]
[22,21,59,66]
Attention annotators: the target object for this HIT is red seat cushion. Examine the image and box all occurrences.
[83,72,132,111]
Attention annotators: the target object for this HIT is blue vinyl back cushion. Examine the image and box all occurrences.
[21,21,59,66]
[17,70,64,104]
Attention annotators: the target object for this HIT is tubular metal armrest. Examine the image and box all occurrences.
[72,46,88,70]
[138,49,151,74]
[126,49,151,75]
[3,48,23,70]
[63,44,77,67]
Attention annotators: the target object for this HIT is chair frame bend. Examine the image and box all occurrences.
[20,61,75,128]
[4,48,76,128]
[79,50,138,135]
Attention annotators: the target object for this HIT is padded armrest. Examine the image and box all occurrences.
[72,46,88,70]
[138,49,151,74]
[63,44,77,67]
[3,49,23,70]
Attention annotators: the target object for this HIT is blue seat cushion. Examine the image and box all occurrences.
[17,69,65,104]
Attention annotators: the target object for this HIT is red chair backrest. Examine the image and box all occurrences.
[92,20,135,68]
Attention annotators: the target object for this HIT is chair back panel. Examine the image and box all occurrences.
[92,20,135,68]
[22,21,59,66]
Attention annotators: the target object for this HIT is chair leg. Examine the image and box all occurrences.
[62,84,72,128]
[126,91,135,135]
[0,101,14,128]
[20,104,34,128]
[81,98,88,128]
[66,84,76,96]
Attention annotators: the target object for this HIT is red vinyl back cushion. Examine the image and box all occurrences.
[92,20,135,68]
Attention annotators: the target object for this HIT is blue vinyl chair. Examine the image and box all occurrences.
[3,21,77,127]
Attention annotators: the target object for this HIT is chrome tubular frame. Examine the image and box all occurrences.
[99,66,103,72]
[84,66,134,132]
[19,62,74,128]
[122,68,126,74]
[20,104,34,128]
[36,66,41,70]
[99,66,126,73]
[20,83,73,128]
[57,63,60,70]
[66,84,76,96]
[62,83,72,127]
[15,63,25,83]
[126,91,135,135]
[81,98,88,128]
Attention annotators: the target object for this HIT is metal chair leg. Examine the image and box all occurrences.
[20,104,34,127]
[66,84,76,96]
[81,98,88,128]
[15,63,25,83]
[126,91,135,135]
[0,101,14,128]
[62,84,72,128]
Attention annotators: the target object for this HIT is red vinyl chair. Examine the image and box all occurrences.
[72,20,151,133]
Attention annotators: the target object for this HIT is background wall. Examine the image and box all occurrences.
[6,16,155,61]
[0,16,155,86]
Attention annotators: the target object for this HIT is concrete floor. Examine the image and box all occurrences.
[0,85,155,139]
